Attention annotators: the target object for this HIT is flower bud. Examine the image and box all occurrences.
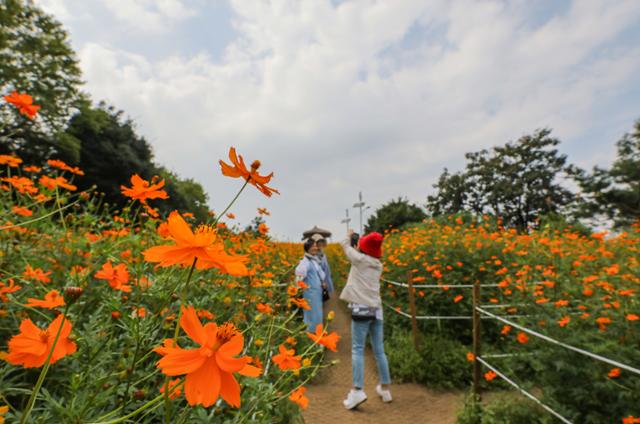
[63,286,84,304]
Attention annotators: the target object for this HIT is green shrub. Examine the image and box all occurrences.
[385,329,470,389]
[457,392,554,424]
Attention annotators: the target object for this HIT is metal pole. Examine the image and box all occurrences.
[353,191,365,234]
[341,209,351,232]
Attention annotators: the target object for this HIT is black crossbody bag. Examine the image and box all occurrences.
[351,305,377,321]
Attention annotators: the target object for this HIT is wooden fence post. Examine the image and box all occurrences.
[406,271,420,351]
[472,280,482,398]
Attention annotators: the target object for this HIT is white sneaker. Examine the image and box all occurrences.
[343,389,367,410]
[376,384,392,403]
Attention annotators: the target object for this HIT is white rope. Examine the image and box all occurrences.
[481,352,538,359]
[383,302,473,320]
[477,307,640,377]
[476,356,573,424]
[381,278,500,289]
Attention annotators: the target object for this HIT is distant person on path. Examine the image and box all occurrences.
[339,229,392,410]
[295,238,325,332]
[309,233,334,302]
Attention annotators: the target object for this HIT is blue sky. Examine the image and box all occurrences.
[36,0,640,240]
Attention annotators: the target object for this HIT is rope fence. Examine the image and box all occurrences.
[476,307,640,377]
[476,356,573,424]
[380,272,640,422]
[381,277,500,289]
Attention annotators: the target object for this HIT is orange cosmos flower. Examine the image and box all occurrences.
[219,147,280,197]
[12,206,33,217]
[557,316,570,327]
[154,306,260,407]
[0,405,8,423]
[623,416,640,424]
[4,91,40,119]
[626,314,639,321]
[38,175,77,191]
[47,159,84,176]
[1,176,38,194]
[160,378,183,400]
[466,352,475,362]
[256,303,273,314]
[143,212,248,276]
[0,155,23,167]
[121,174,168,203]
[500,325,511,335]
[95,262,132,292]
[257,207,270,216]
[23,265,51,284]
[258,223,269,235]
[596,317,612,331]
[6,315,77,368]
[0,279,21,302]
[453,295,463,303]
[272,344,302,371]
[289,387,309,409]
[608,368,621,378]
[484,370,497,381]
[25,290,65,309]
[226,213,235,219]
[290,298,311,310]
[516,332,529,344]
[307,324,340,352]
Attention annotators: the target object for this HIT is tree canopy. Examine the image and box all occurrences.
[427,129,575,230]
[0,0,82,130]
[365,197,426,234]
[573,120,640,227]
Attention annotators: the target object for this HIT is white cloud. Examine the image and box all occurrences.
[102,0,196,33]
[40,0,640,238]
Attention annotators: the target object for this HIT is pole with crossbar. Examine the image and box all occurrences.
[340,209,351,232]
[353,192,365,234]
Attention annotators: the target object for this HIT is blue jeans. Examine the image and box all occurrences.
[351,319,391,389]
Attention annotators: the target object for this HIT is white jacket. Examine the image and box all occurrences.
[339,237,383,308]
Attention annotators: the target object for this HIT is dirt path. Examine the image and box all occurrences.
[303,296,464,424]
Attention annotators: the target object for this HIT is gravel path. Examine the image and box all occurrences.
[302,296,464,424]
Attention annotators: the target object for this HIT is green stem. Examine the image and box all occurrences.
[54,186,68,231]
[163,258,198,423]
[19,304,72,424]
[211,180,249,225]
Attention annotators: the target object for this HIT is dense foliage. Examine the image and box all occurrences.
[379,216,639,423]
[0,151,338,422]
[365,197,426,234]
[574,119,640,228]
[427,129,575,230]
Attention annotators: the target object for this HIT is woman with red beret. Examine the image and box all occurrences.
[339,229,392,410]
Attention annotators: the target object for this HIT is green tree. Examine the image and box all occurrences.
[365,197,426,233]
[0,0,82,130]
[573,119,640,227]
[427,129,575,230]
[62,103,155,208]
[61,103,210,219]
[158,167,210,222]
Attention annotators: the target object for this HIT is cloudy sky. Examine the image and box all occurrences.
[36,0,640,240]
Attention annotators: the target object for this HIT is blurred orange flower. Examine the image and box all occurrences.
[25,289,65,309]
[484,370,497,381]
[516,332,529,344]
[95,262,132,292]
[4,91,40,119]
[272,344,302,371]
[6,315,77,368]
[289,387,309,409]
[608,368,621,378]
[121,174,168,203]
[307,324,340,352]
[219,147,279,197]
